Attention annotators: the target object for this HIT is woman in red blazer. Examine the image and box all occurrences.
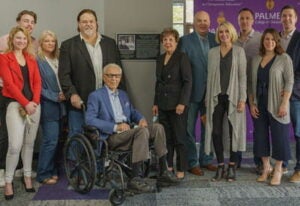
[0,26,41,200]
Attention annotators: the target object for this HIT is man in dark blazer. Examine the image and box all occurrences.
[178,11,218,176]
[280,5,300,183]
[58,9,125,138]
[86,63,178,191]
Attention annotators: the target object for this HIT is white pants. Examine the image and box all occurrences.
[5,102,40,183]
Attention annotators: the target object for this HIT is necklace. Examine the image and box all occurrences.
[46,57,58,69]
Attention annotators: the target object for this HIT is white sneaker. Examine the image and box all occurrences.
[14,168,37,178]
[0,169,5,187]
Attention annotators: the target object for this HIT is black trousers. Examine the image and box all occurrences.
[159,109,188,172]
[212,95,238,164]
[0,107,8,169]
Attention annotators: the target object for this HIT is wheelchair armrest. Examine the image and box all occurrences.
[82,125,99,134]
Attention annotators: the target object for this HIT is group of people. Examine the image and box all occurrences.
[151,4,300,187]
[0,3,299,201]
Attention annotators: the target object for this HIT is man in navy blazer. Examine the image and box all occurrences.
[86,64,178,191]
[178,11,218,175]
[59,9,125,139]
[280,5,300,183]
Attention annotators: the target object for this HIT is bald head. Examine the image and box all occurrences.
[194,11,210,36]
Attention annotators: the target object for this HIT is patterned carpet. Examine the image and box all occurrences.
[1,142,300,206]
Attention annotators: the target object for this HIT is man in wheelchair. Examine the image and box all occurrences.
[86,63,178,193]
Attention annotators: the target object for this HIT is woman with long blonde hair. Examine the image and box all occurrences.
[0,26,41,200]
[36,30,65,185]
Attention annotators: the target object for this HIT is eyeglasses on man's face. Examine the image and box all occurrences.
[104,73,122,78]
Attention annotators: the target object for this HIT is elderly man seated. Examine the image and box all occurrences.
[86,63,178,192]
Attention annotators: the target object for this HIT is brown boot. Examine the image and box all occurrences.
[289,171,300,183]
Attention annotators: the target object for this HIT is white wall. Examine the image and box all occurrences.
[104,0,172,121]
[0,0,172,121]
[0,0,104,44]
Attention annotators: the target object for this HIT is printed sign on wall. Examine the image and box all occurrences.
[194,0,300,33]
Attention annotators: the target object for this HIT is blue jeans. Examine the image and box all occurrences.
[37,120,60,182]
[290,100,300,171]
[186,101,213,168]
[68,109,84,138]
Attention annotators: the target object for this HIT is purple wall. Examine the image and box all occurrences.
[194,0,300,33]
[193,1,299,142]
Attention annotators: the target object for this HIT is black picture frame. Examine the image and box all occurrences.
[116,33,160,60]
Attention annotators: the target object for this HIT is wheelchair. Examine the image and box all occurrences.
[63,124,158,205]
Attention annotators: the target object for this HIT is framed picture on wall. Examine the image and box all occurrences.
[116,33,160,60]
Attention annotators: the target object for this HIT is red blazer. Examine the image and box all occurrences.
[0,52,41,107]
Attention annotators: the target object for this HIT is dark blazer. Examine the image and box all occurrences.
[58,34,125,106]
[86,87,143,140]
[37,57,65,122]
[178,31,217,102]
[154,50,192,111]
[285,30,300,100]
[0,52,41,107]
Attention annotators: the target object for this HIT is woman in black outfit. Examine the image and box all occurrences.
[152,28,192,179]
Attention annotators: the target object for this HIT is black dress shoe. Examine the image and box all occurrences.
[127,177,156,194]
[22,177,36,193]
[4,183,14,200]
[157,170,179,186]
[226,164,236,182]
[211,165,225,182]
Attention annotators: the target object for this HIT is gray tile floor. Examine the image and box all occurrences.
[1,142,300,206]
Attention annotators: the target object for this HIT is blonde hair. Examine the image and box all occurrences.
[215,21,238,44]
[5,26,34,56]
[38,30,59,59]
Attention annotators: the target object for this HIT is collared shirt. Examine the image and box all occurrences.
[280,29,295,51]
[236,29,261,63]
[80,33,103,89]
[105,85,127,125]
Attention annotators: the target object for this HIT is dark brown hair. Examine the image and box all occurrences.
[259,28,284,56]
[238,8,254,19]
[77,9,98,32]
[280,5,298,17]
[16,10,37,23]
[160,28,179,43]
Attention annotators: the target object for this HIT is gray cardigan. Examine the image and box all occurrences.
[205,45,247,154]
[249,53,294,124]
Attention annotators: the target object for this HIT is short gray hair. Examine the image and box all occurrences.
[103,63,122,74]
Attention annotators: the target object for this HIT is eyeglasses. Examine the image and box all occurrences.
[105,73,122,78]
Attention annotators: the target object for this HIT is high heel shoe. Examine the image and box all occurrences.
[211,165,225,182]
[22,177,36,193]
[270,169,282,186]
[257,166,273,182]
[4,182,14,200]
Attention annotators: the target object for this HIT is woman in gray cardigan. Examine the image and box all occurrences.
[205,21,247,182]
[249,28,293,186]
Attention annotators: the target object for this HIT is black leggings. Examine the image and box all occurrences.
[212,95,238,164]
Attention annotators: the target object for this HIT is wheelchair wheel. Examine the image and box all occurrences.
[109,189,126,205]
[64,134,97,194]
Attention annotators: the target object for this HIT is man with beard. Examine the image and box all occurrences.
[59,9,125,138]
